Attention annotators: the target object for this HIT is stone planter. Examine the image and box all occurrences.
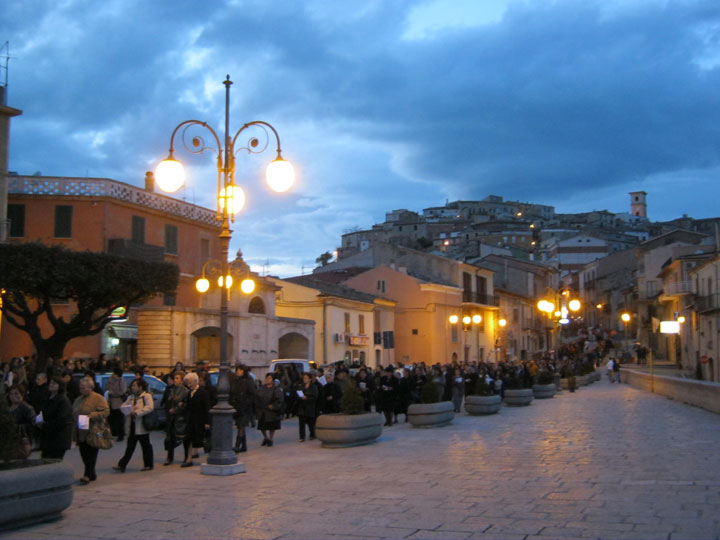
[532,384,556,399]
[553,373,562,391]
[315,412,383,448]
[576,374,590,386]
[464,394,502,415]
[407,401,455,428]
[0,459,74,530]
[503,388,534,406]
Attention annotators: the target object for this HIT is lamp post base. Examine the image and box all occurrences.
[201,462,246,476]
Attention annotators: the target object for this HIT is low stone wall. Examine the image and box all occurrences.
[620,368,720,415]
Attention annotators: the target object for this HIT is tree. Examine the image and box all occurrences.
[315,251,333,266]
[0,243,179,373]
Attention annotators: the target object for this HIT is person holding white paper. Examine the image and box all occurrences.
[72,379,109,485]
[296,372,318,442]
[113,378,155,472]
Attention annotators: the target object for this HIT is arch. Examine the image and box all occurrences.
[192,326,233,366]
[278,332,309,359]
[248,296,266,314]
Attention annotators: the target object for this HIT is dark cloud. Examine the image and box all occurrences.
[3,0,720,274]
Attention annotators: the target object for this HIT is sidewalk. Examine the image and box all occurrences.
[2,376,720,540]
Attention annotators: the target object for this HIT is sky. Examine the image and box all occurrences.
[3,0,720,277]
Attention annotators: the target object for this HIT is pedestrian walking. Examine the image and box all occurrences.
[163,371,188,465]
[230,364,255,453]
[113,378,155,472]
[181,372,211,467]
[72,378,109,485]
[606,358,615,382]
[106,368,128,441]
[296,372,318,442]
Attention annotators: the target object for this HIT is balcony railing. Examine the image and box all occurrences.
[696,294,720,313]
[9,175,218,227]
[107,239,165,263]
[462,291,499,306]
[662,281,692,296]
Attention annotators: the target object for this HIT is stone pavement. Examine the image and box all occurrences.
[3,374,720,540]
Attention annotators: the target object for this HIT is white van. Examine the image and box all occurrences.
[268,358,318,375]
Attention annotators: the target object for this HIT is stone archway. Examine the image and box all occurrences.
[193,326,233,366]
[278,332,309,359]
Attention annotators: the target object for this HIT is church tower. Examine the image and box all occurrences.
[629,191,647,218]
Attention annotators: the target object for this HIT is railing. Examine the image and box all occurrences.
[662,281,692,296]
[8,175,218,227]
[521,319,544,332]
[107,239,166,262]
[696,294,720,313]
[462,291,499,306]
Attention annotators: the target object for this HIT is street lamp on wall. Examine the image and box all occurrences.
[154,75,294,476]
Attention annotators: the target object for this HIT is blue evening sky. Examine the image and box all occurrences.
[2,0,720,276]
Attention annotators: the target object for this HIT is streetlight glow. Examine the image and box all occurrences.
[472,314,482,324]
[621,312,631,323]
[266,157,295,193]
[498,318,507,327]
[568,299,581,312]
[219,185,245,215]
[449,314,459,324]
[240,278,255,294]
[155,157,185,193]
[462,315,471,325]
[195,278,210,293]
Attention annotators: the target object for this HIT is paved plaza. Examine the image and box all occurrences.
[2,374,720,540]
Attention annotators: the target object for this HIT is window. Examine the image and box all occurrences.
[377,280,386,293]
[412,329,418,335]
[131,216,145,244]
[249,297,266,314]
[165,225,178,254]
[54,205,72,238]
[344,312,351,333]
[200,238,210,261]
[451,325,458,343]
[7,204,24,237]
[359,314,365,334]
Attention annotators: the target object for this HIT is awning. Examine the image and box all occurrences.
[108,325,138,341]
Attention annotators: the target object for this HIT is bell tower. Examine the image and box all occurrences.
[630,191,647,218]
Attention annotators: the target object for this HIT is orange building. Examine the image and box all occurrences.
[2,173,222,365]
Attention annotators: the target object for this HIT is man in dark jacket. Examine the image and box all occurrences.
[376,366,399,426]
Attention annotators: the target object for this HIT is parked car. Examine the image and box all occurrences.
[73,371,167,427]
[268,358,318,375]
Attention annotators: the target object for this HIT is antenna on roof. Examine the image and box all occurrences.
[0,41,12,105]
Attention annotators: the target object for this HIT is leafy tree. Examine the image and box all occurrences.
[315,251,333,266]
[0,243,179,374]
[340,382,365,415]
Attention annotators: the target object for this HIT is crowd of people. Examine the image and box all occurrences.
[2,327,619,486]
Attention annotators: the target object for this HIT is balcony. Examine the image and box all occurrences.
[462,291,499,307]
[696,294,720,314]
[521,319,545,332]
[107,239,165,263]
[662,281,692,297]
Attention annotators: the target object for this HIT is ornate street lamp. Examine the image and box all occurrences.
[155,75,294,475]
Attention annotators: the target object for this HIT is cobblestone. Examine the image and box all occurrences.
[2,374,720,539]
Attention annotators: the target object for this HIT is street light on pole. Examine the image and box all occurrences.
[155,75,294,476]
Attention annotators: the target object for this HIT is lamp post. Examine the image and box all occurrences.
[449,313,484,362]
[154,75,294,475]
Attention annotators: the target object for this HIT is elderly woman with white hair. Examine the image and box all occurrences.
[181,371,211,467]
[72,378,109,484]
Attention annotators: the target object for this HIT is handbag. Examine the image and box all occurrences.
[16,425,32,459]
[140,394,159,431]
[85,417,114,450]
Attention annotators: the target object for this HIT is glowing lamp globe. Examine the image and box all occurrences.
[219,185,245,215]
[448,314,459,324]
[240,278,255,294]
[195,278,210,293]
[462,316,471,325]
[155,158,185,193]
[568,299,581,312]
[472,314,482,324]
[498,318,507,327]
[218,275,233,289]
[621,313,631,323]
[266,157,295,193]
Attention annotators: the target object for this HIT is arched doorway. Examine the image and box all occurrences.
[278,332,309,359]
[193,326,233,366]
[248,297,266,314]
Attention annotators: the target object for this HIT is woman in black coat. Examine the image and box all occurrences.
[375,366,399,427]
[38,376,73,459]
[255,373,284,447]
[230,364,256,453]
[181,372,210,467]
[295,372,318,442]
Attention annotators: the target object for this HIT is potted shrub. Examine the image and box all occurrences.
[407,378,455,427]
[503,373,534,406]
[464,376,502,415]
[315,382,383,448]
[0,395,74,529]
[532,370,556,399]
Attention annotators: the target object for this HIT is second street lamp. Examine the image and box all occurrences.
[155,75,294,476]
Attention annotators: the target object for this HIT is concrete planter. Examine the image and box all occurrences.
[407,401,455,428]
[503,388,534,406]
[464,394,502,415]
[0,460,74,530]
[576,374,590,386]
[315,412,383,448]
[553,373,562,391]
[532,384,556,399]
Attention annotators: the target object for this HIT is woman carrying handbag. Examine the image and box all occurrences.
[72,378,110,485]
